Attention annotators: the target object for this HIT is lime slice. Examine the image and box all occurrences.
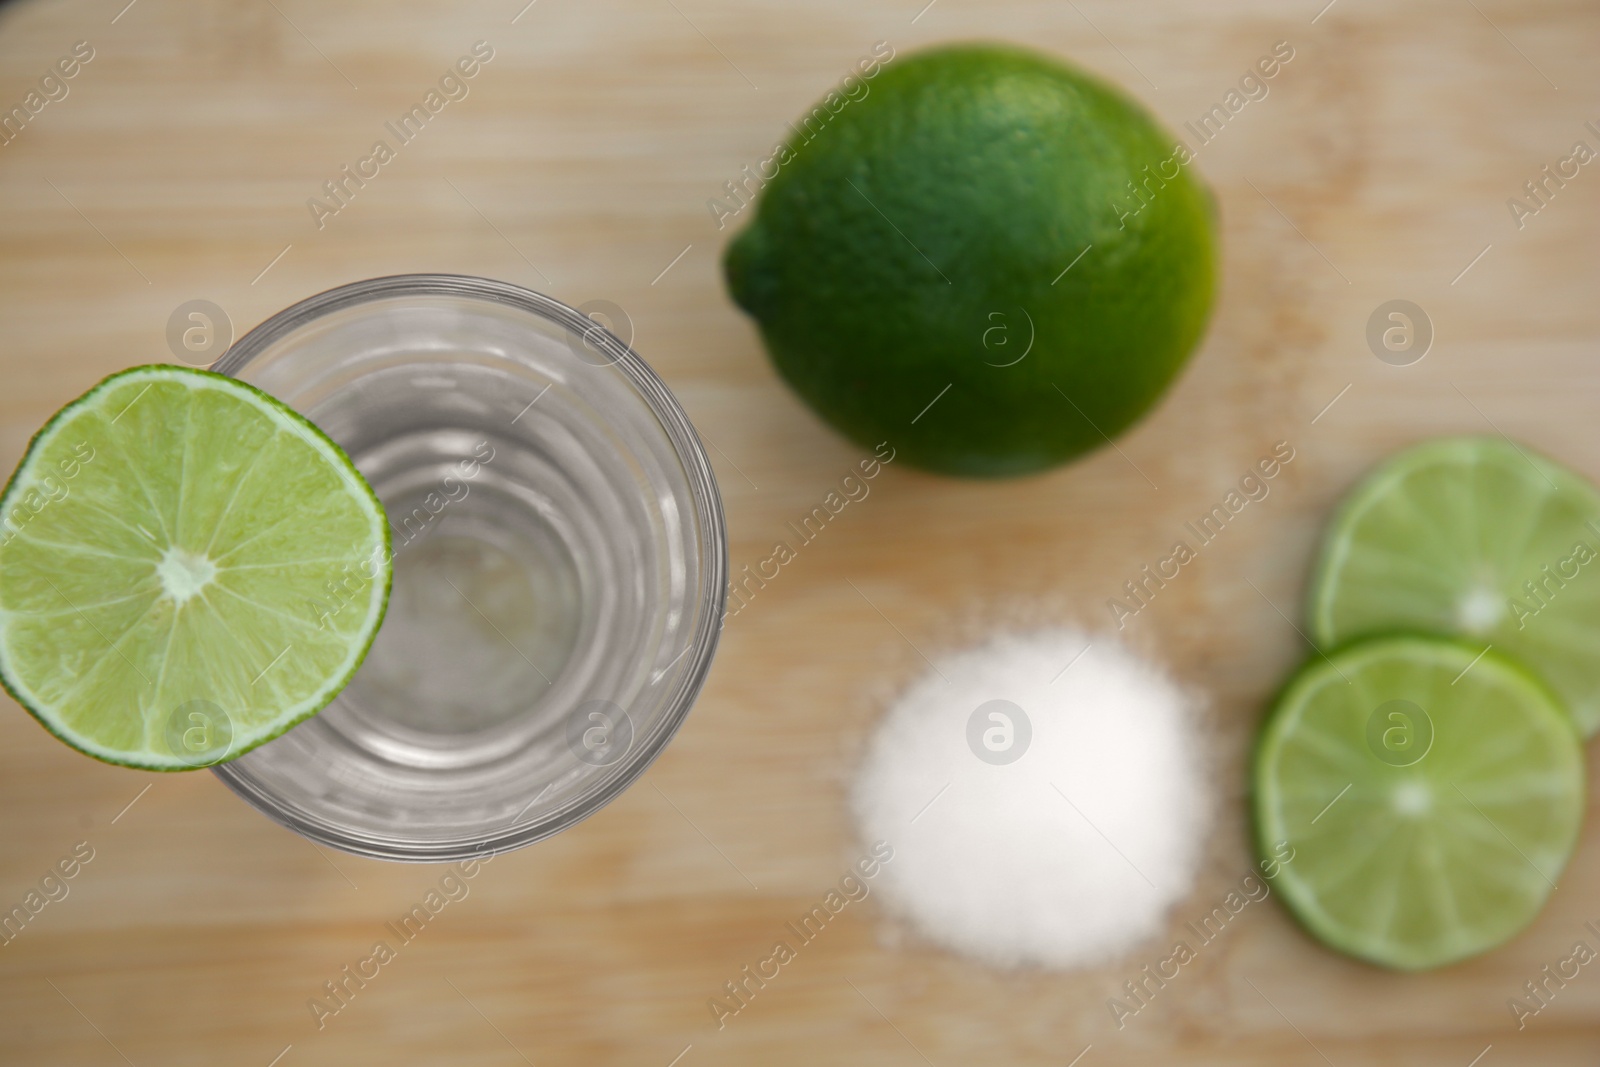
[0,365,391,770]
[1253,635,1585,970]
[1310,435,1600,735]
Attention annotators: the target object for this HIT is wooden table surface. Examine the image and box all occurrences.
[2,0,1598,1063]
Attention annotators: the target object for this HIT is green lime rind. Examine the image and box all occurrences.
[723,42,1217,477]
[0,365,392,771]
[1308,435,1600,736]
[1252,634,1585,971]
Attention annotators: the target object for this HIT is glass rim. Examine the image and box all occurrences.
[209,273,729,862]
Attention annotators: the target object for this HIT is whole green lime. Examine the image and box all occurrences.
[724,43,1217,476]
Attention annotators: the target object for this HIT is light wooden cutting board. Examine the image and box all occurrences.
[1,0,1598,1063]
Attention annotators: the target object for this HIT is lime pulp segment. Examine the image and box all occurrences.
[1253,635,1585,971]
[1310,435,1600,735]
[0,365,391,769]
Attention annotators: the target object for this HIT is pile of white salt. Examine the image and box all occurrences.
[851,628,1209,969]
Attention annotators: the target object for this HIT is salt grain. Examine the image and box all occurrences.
[851,628,1209,969]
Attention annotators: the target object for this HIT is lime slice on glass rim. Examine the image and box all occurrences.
[1309,435,1600,735]
[0,365,391,770]
[1253,634,1585,971]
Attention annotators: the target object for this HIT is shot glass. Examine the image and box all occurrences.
[209,274,727,861]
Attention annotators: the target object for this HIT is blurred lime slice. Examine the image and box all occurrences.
[1310,435,1600,734]
[1253,635,1585,970]
[0,365,390,769]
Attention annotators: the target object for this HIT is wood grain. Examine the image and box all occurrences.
[1,0,1598,1063]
